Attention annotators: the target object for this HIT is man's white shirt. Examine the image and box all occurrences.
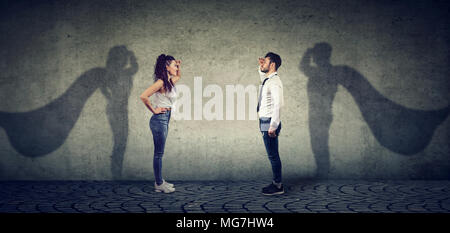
[258,67,284,131]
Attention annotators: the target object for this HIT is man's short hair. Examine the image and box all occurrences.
[265,52,282,70]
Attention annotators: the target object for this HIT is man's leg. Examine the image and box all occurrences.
[263,131,282,183]
[262,130,284,195]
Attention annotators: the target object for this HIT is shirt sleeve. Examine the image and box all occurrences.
[258,66,266,82]
[269,82,282,130]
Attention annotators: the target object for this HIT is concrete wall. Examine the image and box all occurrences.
[0,0,449,180]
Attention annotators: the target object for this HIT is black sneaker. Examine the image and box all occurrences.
[262,183,284,196]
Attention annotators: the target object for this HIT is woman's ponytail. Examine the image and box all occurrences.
[154,54,175,92]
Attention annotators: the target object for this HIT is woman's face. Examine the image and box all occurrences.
[166,60,178,76]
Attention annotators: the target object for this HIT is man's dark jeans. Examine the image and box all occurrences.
[261,119,282,184]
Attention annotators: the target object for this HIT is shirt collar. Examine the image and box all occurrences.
[266,72,278,79]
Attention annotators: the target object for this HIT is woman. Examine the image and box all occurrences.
[140,54,181,193]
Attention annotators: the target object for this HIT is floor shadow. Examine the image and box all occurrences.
[300,42,449,179]
[0,45,138,180]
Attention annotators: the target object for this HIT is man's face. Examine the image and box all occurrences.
[260,57,272,73]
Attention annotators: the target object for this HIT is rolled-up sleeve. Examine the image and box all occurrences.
[269,82,282,130]
[258,66,266,82]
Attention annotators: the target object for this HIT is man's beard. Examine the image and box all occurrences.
[261,68,269,73]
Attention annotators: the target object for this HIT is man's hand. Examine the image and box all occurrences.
[258,57,265,68]
[268,128,277,138]
[305,48,314,56]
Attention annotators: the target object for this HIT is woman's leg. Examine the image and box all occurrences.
[150,115,169,186]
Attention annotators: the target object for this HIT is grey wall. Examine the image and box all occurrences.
[0,0,449,180]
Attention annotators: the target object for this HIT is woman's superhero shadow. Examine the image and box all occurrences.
[0,45,138,180]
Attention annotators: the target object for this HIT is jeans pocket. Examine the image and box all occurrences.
[276,122,282,135]
[150,118,168,133]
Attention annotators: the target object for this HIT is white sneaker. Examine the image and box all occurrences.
[162,179,174,188]
[155,181,175,193]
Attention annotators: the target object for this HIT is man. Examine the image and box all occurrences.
[257,52,284,195]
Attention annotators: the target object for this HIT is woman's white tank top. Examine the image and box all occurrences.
[152,85,177,108]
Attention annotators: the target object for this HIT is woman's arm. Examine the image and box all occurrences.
[140,79,165,114]
[171,60,182,84]
[125,51,139,76]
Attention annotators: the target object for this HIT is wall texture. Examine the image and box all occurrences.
[0,0,449,180]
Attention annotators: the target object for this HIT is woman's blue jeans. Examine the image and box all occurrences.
[149,110,171,185]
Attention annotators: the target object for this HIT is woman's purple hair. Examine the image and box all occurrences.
[154,54,175,92]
